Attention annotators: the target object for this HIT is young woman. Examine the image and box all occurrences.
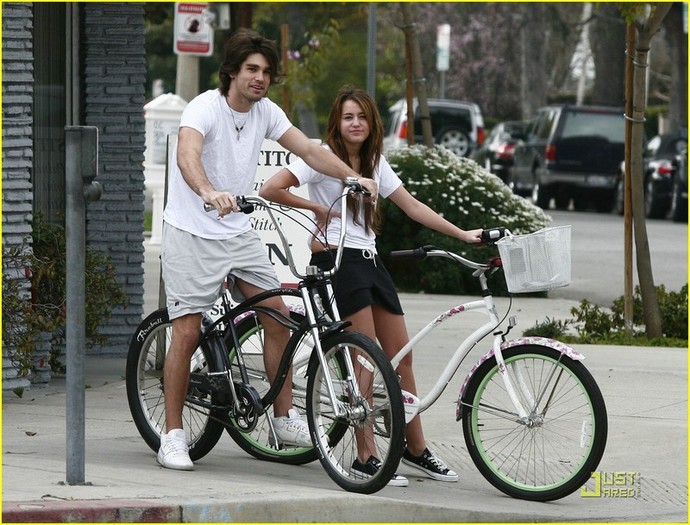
[260,86,483,486]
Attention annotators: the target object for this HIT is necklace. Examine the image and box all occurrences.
[228,107,248,140]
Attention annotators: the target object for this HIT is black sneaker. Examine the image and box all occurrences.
[352,456,409,487]
[402,448,458,482]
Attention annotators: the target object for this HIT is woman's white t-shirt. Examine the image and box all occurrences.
[288,146,403,253]
[164,89,292,239]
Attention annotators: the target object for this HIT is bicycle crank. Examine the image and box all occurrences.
[230,383,263,433]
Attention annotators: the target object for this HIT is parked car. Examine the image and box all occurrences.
[383,98,485,158]
[670,146,688,222]
[614,129,688,219]
[472,120,527,183]
[509,104,625,212]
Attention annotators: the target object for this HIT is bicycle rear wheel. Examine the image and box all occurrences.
[224,311,321,465]
[306,332,405,494]
[461,344,608,501]
[126,308,225,461]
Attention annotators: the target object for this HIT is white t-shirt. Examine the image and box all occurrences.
[288,146,403,252]
[164,89,292,239]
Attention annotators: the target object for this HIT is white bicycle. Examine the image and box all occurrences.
[385,227,607,501]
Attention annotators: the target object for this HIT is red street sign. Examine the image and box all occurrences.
[174,2,214,56]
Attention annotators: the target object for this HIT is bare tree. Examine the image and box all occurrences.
[590,4,627,105]
[519,4,548,119]
[662,3,688,132]
[621,3,672,338]
[400,3,433,146]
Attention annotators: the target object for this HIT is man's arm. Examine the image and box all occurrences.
[177,126,237,215]
[277,127,378,200]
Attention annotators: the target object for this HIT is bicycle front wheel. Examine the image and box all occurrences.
[306,332,405,494]
[461,344,608,501]
[126,308,225,461]
[225,311,321,465]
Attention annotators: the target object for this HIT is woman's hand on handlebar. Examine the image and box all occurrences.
[202,190,238,219]
[463,228,484,244]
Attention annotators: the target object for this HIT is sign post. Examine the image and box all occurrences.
[436,24,450,99]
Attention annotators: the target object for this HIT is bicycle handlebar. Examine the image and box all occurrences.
[389,227,510,272]
[203,179,370,280]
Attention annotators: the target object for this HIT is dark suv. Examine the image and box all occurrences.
[509,104,625,212]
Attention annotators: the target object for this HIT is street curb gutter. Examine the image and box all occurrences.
[0,496,534,523]
[2,499,180,523]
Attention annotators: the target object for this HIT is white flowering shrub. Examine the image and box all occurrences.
[379,145,551,295]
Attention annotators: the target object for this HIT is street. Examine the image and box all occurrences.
[546,210,687,306]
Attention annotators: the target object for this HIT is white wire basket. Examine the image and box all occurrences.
[496,225,572,293]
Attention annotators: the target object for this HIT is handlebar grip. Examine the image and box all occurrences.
[481,227,508,245]
[203,197,255,214]
[389,245,437,259]
[345,177,372,197]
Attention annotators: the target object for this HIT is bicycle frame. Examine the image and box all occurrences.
[387,247,586,422]
[202,183,371,421]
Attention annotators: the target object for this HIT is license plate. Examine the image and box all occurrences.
[586,175,612,187]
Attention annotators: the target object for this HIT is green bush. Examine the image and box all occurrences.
[2,216,128,376]
[378,145,551,295]
[571,284,688,342]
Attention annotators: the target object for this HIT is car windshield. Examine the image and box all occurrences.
[560,111,625,142]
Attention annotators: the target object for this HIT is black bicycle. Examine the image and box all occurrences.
[126,181,405,494]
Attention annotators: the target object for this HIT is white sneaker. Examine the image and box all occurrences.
[271,408,312,447]
[157,428,194,471]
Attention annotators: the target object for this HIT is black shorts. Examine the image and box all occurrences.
[310,248,404,318]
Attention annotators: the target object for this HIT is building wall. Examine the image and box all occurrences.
[2,3,35,390]
[82,3,147,354]
[2,3,147,384]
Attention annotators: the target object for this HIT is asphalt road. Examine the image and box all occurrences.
[545,210,687,306]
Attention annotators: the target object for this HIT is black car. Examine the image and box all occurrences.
[614,129,688,219]
[510,104,625,212]
[472,120,527,183]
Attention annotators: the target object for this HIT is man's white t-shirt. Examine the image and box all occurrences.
[288,146,403,253]
[164,89,292,239]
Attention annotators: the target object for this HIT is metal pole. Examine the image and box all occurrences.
[366,3,377,97]
[65,128,87,485]
[64,126,101,485]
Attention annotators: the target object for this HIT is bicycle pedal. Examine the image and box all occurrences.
[401,390,420,423]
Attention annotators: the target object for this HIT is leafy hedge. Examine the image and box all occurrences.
[378,146,551,296]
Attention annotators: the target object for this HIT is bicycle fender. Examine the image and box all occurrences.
[455,337,585,421]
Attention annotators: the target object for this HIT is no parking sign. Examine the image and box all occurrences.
[174,2,214,57]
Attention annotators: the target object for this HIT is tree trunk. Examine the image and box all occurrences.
[400,3,433,147]
[629,3,672,338]
[519,4,547,119]
[662,3,688,132]
[590,4,626,105]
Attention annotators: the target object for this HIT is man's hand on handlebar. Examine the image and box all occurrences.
[202,190,238,219]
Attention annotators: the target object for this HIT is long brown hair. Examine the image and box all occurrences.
[325,85,383,234]
[218,28,284,96]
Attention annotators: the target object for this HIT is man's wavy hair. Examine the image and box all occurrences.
[218,28,284,96]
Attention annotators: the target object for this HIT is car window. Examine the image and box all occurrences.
[415,105,471,132]
[536,111,556,139]
[561,111,625,142]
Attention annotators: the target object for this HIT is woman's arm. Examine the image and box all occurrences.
[388,185,483,243]
[259,169,335,227]
[277,127,378,200]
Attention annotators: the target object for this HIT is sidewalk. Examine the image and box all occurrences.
[2,240,687,522]
[2,302,687,522]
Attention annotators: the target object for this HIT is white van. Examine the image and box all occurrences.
[383,98,485,158]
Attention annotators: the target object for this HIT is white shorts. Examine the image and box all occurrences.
[161,223,281,320]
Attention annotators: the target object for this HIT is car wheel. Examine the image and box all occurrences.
[437,127,470,157]
[614,178,625,215]
[644,179,666,219]
[532,180,552,210]
[670,178,688,222]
